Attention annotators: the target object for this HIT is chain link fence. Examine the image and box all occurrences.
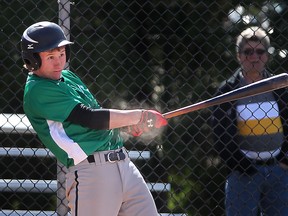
[1,0,288,215]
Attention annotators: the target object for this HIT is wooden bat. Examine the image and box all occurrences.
[163,73,288,119]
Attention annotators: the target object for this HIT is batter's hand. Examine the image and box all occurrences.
[136,110,168,133]
[121,125,143,137]
[122,110,167,137]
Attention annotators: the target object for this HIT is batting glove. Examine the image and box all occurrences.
[121,110,168,137]
[136,110,168,133]
[121,125,143,137]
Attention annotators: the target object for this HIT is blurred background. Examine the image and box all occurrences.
[1,0,288,215]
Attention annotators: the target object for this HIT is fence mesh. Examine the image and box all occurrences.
[1,0,288,215]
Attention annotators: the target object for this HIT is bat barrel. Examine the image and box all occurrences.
[163,73,288,119]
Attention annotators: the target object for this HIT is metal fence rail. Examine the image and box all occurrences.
[0,146,151,159]
[0,179,171,193]
[0,210,186,216]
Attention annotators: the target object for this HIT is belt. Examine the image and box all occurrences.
[87,149,126,164]
[253,157,278,166]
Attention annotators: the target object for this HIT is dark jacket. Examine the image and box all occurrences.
[212,69,288,174]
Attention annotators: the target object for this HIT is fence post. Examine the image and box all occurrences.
[58,0,71,215]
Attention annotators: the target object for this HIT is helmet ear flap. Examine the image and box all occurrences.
[22,52,41,71]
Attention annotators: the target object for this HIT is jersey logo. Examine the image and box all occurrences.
[68,84,88,96]
[77,84,85,94]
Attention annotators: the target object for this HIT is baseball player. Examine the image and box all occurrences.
[21,21,167,216]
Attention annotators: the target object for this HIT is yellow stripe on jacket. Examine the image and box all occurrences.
[237,101,283,136]
[237,117,283,136]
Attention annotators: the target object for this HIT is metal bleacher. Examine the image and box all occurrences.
[0,113,186,216]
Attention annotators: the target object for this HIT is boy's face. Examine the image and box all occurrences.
[35,46,67,80]
[237,41,268,75]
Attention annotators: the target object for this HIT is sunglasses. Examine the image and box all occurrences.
[241,48,267,56]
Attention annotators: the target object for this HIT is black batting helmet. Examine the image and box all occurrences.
[21,21,73,71]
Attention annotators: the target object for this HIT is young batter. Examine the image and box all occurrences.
[21,21,167,216]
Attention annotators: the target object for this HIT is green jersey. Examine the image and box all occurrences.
[23,70,123,168]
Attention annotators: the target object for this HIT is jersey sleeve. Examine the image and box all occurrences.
[25,81,80,122]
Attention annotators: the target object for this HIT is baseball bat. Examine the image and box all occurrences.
[163,73,288,119]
